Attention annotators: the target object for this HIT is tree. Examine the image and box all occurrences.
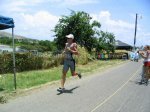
[96,31,115,53]
[53,11,101,52]
[39,40,56,51]
[0,37,12,45]
[106,32,116,53]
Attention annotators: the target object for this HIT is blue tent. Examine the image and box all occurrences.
[0,16,14,30]
[0,15,16,89]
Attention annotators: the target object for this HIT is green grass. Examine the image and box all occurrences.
[76,59,124,73]
[0,59,125,93]
[0,67,63,92]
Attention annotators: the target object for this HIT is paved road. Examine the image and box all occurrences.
[0,61,150,112]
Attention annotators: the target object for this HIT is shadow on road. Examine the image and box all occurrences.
[129,80,149,86]
[57,86,80,95]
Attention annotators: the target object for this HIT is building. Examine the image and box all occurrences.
[115,40,133,50]
[0,45,26,54]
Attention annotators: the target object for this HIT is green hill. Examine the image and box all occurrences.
[0,31,37,41]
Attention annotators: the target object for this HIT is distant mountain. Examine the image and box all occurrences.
[0,31,37,41]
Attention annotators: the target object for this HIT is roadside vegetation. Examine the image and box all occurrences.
[0,59,125,103]
[0,10,128,103]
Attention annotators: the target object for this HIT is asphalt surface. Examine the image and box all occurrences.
[0,60,150,112]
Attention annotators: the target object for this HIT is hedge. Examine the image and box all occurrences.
[0,46,90,74]
[0,53,51,74]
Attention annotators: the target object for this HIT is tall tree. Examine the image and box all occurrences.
[53,11,101,52]
[96,31,115,53]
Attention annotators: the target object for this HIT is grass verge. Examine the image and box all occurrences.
[0,59,127,103]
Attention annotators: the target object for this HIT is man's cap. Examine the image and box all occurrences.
[66,34,74,39]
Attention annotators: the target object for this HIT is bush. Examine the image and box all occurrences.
[0,46,90,74]
[74,45,89,65]
[0,53,13,73]
[0,53,46,73]
[51,45,90,65]
[0,95,7,104]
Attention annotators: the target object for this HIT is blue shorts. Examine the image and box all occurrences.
[63,59,75,73]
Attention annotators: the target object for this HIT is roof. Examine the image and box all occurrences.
[115,40,133,50]
[115,40,132,47]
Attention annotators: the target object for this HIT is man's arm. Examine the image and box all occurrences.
[147,50,150,54]
[68,43,78,55]
[139,51,146,58]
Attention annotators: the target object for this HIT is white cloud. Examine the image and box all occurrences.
[27,0,46,4]
[22,11,59,27]
[136,32,150,46]
[143,33,150,37]
[92,11,134,31]
[91,11,150,46]
[2,0,99,11]
[1,0,49,13]
[1,0,99,14]
[15,11,60,40]
[48,0,99,6]
[63,0,99,5]
[1,1,27,12]
[91,11,136,45]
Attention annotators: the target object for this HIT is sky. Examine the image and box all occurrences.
[0,0,150,46]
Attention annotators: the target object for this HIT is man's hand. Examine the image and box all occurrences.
[67,47,71,51]
[62,50,65,54]
[138,50,143,54]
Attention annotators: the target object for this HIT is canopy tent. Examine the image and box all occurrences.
[0,15,16,89]
[0,16,14,30]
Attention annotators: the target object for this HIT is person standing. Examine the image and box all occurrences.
[139,45,150,85]
[134,51,139,62]
[57,34,82,92]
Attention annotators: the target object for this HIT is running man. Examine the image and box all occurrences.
[57,34,81,92]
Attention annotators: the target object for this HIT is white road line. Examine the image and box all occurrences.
[90,66,141,112]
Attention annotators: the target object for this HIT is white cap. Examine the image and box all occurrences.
[66,34,74,39]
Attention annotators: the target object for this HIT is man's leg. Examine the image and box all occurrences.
[141,65,146,81]
[61,71,67,88]
[144,66,149,85]
[57,61,69,92]
[61,60,69,88]
[70,60,82,79]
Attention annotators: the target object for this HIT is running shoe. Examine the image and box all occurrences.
[57,87,65,92]
[77,73,82,79]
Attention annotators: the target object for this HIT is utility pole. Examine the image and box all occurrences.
[133,13,138,51]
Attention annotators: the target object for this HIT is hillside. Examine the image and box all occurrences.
[0,31,37,41]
